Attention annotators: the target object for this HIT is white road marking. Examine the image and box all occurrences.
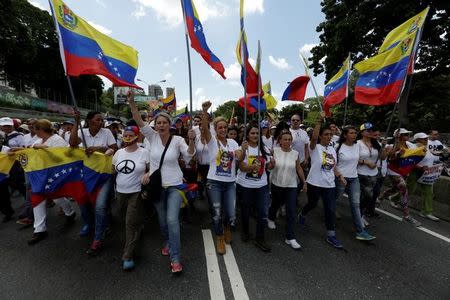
[223,245,249,300]
[202,230,226,300]
[375,208,403,221]
[375,208,450,244]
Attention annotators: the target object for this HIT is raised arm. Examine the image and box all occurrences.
[200,101,212,144]
[310,111,325,151]
[127,91,145,128]
[69,109,82,147]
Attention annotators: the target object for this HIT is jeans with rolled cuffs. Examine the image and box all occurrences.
[80,177,113,241]
[302,183,336,237]
[335,177,364,232]
[153,186,183,263]
[206,179,236,236]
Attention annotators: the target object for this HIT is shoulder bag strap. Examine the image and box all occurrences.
[158,135,173,169]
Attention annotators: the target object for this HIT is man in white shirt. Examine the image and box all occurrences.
[428,130,447,155]
[23,119,39,147]
[289,114,309,165]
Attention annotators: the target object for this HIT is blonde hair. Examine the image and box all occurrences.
[34,119,53,134]
[213,117,227,130]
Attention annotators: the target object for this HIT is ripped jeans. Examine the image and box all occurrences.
[206,179,236,236]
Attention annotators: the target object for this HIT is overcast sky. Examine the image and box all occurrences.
[29,0,326,110]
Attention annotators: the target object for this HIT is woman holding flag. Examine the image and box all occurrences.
[200,101,242,255]
[128,92,196,274]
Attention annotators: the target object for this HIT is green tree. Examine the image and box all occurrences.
[310,0,449,131]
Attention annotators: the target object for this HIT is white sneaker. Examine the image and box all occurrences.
[267,219,276,229]
[285,239,301,250]
[362,216,370,227]
[420,213,440,222]
[403,215,421,227]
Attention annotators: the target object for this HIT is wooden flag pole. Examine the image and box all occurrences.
[66,76,87,148]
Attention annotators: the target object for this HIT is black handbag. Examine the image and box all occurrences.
[142,135,172,202]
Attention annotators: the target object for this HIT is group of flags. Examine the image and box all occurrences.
[323,7,429,115]
[48,0,429,119]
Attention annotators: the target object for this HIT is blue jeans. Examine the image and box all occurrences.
[335,177,364,232]
[206,179,236,235]
[268,184,298,240]
[238,184,269,239]
[80,177,113,241]
[153,186,183,263]
[302,184,336,236]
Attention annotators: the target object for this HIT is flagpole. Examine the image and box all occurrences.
[66,76,87,148]
[257,40,261,157]
[241,35,247,138]
[343,52,351,126]
[300,53,323,111]
[180,0,193,119]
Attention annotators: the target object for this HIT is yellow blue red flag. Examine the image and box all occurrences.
[16,148,112,207]
[0,153,15,183]
[323,56,350,116]
[354,32,415,106]
[49,0,139,88]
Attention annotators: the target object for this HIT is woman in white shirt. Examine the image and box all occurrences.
[299,112,346,249]
[112,126,150,271]
[267,130,306,250]
[357,123,387,220]
[200,101,243,255]
[129,93,195,274]
[335,126,375,241]
[237,124,273,252]
[27,119,76,245]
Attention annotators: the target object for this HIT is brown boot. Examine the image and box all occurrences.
[224,226,232,244]
[216,235,226,255]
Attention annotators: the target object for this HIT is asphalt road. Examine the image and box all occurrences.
[0,192,449,299]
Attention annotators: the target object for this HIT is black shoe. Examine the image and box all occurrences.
[254,238,271,252]
[28,232,48,245]
[65,213,76,226]
[241,232,250,242]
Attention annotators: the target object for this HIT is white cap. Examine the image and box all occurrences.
[413,132,428,141]
[0,117,14,126]
[393,128,412,137]
[19,124,30,132]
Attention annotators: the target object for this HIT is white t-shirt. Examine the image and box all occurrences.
[77,128,117,148]
[236,145,269,188]
[417,148,439,168]
[262,136,274,153]
[206,136,240,182]
[290,128,309,163]
[113,147,149,193]
[270,147,299,188]
[141,125,194,186]
[306,144,336,188]
[1,145,10,153]
[195,136,210,165]
[33,134,68,148]
[357,140,379,176]
[23,133,39,147]
[335,143,359,178]
[428,140,446,155]
[330,135,340,148]
[5,131,24,148]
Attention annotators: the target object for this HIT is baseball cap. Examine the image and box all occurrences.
[270,125,276,130]
[393,128,412,137]
[0,117,14,126]
[413,132,428,141]
[260,120,269,129]
[359,122,374,131]
[123,126,140,135]
[63,119,75,125]
[19,124,30,132]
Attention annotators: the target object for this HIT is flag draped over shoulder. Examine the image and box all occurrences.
[282,76,310,101]
[0,154,15,183]
[181,0,226,79]
[388,146,426,177]
[354,32,415,106]
[262,82,278,110]
[323,56,350,116]
[49,0,139,88]
[378,7,429,54]
[16,148,112,207]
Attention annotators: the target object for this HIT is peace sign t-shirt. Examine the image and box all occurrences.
[113,147,150,193]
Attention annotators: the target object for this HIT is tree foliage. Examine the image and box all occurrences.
[0,0,103,108]
[310,0,450,132]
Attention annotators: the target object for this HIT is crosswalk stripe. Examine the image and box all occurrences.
[223,244,249,300]
[202,230,226,300]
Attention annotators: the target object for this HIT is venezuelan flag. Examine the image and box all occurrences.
[0,154,15,183]
[161,93,176,112]
[17,148,112,207]
[282,76,310,101]
[49,0,139,88]
[181,0,225,79]
[323,56,350,116]
[388,146,426,177]
[175,106,190,122]
[238,93,266,114]
[379,7,429,54]
[354,32,415,106]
